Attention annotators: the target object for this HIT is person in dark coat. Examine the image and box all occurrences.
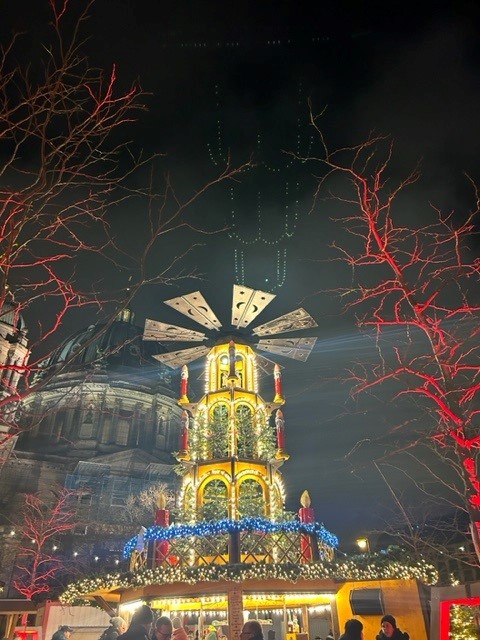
[239,621,263,640]
[52,626,74,640]
[101,618,127,640]
[118,605,154,640]
[339,619,363,640]
[376,615,409,640]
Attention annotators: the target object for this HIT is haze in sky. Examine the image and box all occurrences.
[3,0,479,547]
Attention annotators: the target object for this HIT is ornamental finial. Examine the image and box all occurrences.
[156,491,167,510]
[300,490,311,508]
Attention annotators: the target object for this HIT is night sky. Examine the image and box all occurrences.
[4,0,480,547]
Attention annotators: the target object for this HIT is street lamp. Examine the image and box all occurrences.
[356,537,370,553]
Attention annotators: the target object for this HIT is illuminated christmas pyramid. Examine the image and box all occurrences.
[61,286,440,640]
[125,285,336,569]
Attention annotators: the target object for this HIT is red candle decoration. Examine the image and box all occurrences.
[299,490,314,562]
[155,492,170,563]
[274,364,283,402]
[180,364,189,402]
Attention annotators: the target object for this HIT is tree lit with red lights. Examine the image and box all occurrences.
[308,123,480,558]
[11,488,77,600]
[0,0,249,448]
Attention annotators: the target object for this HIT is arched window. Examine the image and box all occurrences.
[238,479,265,518]
[236,404,254,458]
[202,479,228,520]
[217,352,230,389]
[234,354,245,388]
[210,404,228,458]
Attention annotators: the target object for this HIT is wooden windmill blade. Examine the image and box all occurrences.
[231,285,276,328]
[143,284,318,369]
[164,291,222,331]
[254,353,284,375]
[143,319,207,342]
[252,308,317,336]
[152,345,210,369]
[255,337,317,361]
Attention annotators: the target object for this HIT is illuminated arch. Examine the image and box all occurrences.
[209,402,229,458]
[179,481,195,521]
[237,477,265,518]
[236,403,254,458]
[200,477,229,520]
[215,350,230,389]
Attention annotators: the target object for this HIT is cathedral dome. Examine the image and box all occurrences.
[34,308,176,393]
[19,308,181,459]
[47,309,165,370]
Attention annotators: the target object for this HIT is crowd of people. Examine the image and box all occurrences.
[51,607,409,640]
[338,616,410,640]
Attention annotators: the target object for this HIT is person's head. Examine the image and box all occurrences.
[110,618,127,635]
[130,606,154,635]
[172,620,182,631]
[240,621,263,640]
[344,619,363,640]
[155,616,173,640]
[380,616,397,638]
[60,627,74,639]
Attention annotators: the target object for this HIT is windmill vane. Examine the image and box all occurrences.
[144,284,318,369]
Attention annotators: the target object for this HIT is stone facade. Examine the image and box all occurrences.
[0,311,183,597]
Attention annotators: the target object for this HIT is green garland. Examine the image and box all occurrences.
[60,551,439,604]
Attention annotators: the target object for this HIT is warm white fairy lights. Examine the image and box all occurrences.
[60,551,439,605]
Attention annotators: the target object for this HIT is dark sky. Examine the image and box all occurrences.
[5,0,480,547]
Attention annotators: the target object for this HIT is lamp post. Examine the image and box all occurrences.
[356,537,370,553]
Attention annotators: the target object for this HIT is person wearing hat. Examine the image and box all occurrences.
[100,618,128,640]
[118,605,155,640]
[171,618,188,640]
[205,626,217,640]
[52,626,74,640]
[376,615,409,640]
[339,619,363,640]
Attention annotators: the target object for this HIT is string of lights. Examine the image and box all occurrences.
[60,551,439,605]
[233,248,287,290]
[207,83,309,291]
[175,37,334,50]
[229,185,299,246]
[123,516,339,559]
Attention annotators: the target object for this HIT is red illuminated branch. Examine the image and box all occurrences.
[12,488,77,600]
[306,115,480,557]
[0,0,253,459]
[49,0,70,28]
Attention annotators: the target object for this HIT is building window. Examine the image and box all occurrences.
[111,478,130,506]
[116,411,132,446]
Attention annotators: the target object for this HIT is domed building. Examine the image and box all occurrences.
[0,309,183,596]
[18,308,180,459]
